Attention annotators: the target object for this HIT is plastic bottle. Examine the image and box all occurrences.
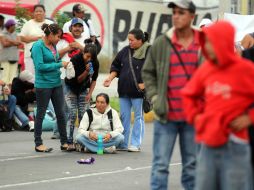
[97,134,104,155]
[88,61,94,75]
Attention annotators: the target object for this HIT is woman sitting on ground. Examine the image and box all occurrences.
[76,93,124,153]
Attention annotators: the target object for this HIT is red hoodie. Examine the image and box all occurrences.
[181,21,254,147]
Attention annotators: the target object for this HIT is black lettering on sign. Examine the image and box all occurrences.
[147,13,156,36]
[156,14,172,37]
[135,11,143,28]
[113,9,131,55]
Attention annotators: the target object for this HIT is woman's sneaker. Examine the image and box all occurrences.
[128,146,141,152]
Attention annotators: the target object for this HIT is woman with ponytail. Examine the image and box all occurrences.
[31,23,69,152]
[103,28,150,152]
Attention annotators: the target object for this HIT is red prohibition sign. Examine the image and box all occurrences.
[51,0,105,47]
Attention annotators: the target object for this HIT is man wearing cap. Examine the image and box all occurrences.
[0,19,22,85]
[52,17,85,141]
[62,3,97,42]
[142,0,200,189]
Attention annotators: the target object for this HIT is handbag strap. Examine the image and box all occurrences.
[165,36,190,80]
[128,49,142,92]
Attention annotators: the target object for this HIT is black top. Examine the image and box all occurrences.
[11,78,35,111]
[110,46,145,98]
[65,53,99,95]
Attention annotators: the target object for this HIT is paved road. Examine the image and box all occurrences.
[0,123,183,190]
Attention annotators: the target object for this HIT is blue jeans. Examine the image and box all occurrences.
[34,86,67,147]
[52,80,68,135]
[76,133,124,153]
[0,95,16,119]
[119,97,145,148]
[195,141,252,190]
[14,105,29,128]
[151,120,196,190]
[65,85,90,144]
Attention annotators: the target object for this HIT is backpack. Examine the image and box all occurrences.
[86,109,113,131]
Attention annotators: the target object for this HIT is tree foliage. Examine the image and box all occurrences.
[15,0,32,33]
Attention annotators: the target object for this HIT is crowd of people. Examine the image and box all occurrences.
[0,0,254,189]
[0,3,148,154]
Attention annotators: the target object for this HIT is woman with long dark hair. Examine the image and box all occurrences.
[31,23,69,152]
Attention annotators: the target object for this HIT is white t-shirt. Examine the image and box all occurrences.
[19,19,53,58]
[62,19,96,40]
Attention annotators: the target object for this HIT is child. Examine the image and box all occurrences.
[182,21,254,190]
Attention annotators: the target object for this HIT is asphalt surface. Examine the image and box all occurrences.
[0,123,183,190]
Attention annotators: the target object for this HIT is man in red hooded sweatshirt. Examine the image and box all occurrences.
[182,20,254,190]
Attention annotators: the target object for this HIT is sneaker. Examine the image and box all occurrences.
[116,147,128,151]
[128,146,141,152]
[104,146,117,154]
[51,133,60,139]
[75,143,85,152]
[28,121,34,132]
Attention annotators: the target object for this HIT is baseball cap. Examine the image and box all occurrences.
[72,4,86,13]
[71,18,84,26]
[4,19,16,28]
[168,0,196,13]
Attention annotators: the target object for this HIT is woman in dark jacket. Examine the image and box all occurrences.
[103,29,150,152]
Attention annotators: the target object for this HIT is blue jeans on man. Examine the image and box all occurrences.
[151,120,196,190]
[195,140,252,190]
[76,133,124,153]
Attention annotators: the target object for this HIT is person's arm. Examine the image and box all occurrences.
[77,63,90,83]
[31,43,64,72]
[20,35,42,44]
[2,37,21,47]
[69,41,84,51]
[103,71,117,87]
[86,81,96,102]
[241,34,254,50]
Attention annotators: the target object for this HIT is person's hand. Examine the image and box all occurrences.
[85,63,90,72]
[138,83,145,91]
[103,133,111,142]
[62,61,69,69]
[85,93,91,102]
[103,77,111,87]
[230,114,252,131]
[69,42,83,50]
[89,132,98,141]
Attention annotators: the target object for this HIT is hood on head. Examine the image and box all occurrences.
[199,21,236,67]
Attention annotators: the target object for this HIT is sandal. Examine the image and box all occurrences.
[35,145,53,153]
[60,143,69,151]
[67,144,76,151]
